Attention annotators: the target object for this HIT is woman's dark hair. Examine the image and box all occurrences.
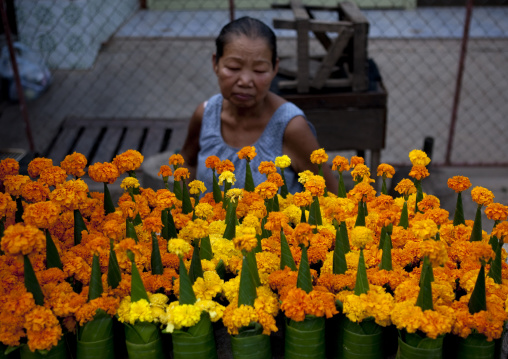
[215,16,277,68]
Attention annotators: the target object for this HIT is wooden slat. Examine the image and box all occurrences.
[73,127,103,159]
[142,127,166,157]
[273,19,352,32]
[290,0,309,19]
[46,127,80,164]
[92,127,123,164]
[117,127,145,154]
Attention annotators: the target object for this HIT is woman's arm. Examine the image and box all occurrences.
[283,115,339,195]
[179,102,205,181]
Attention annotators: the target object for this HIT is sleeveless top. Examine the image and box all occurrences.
[196,94,316,195]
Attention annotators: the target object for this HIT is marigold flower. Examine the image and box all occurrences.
[275,155,291,169]
[194,203,214,219]
[350,156,364,168]
[298,170,314,185]
[267,173,284,187]
[23,201,60,229]
[24,306,62,352]
[408,149,431,166]
[168,303,202,331]
[0,191,15,219]
[332,156,350,172]
[173,167,190,181]
[420,239,448,267]
[310,148,328,165]
[169,154,185,167]
[60,152,87,177]
[258,161,277,175]
[21,181,50,203]
[485,203,508,221]
[222,304,258,335]
[348,182,376,203]
[303,175,326,197]
[1,222,46,255]
[218,171,236,186]
[377,163,395,178]
[205,155,220,169]
[237,146,257,161]
[88,162,120,184]
[156,189,177,209]
[158,165,172,177]
[280,287,308,322]
[293,191,313,208]
[216,159,235,174]
[226,188,243,203]
[188,180,206,195]
[351,164,371,182]
[471,186,495,207]
[293,223,315,247]
[120,177,140,190]
[0,158,19,180]
[491,221,508,243]
[143,216,163,233]
[255,181,278,200]
[193,271,224,300]
[233,233,258,252]
[411,219,438,240]
[394,178,417,197]
[167,238,192,257]
[349,226,374,249]
[3,174,31,197]
[112,150,144,174]
[417,195,441,212]
[27,157,53,178]
[447,176,472,193]
[49,179,89,211]
[408,165,430,180]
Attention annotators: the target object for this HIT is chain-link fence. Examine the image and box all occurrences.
[2,0,507,167]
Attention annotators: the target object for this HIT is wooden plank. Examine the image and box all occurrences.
[46,127,80,164]
[117,127,145,154]
[73,127,103,159]
[290,0,308,19]
[273,19,352,32]
[92,127,123,164]
[142,127,166,157]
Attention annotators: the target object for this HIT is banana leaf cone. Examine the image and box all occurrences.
[45,229,63,270]
[416,256,434,311]
[354,200,366,227]
[453,191,466,226]
[297,245,313,294]
[381,175,388,195]
[354,249,369,296]
[151,233,164,275]
[171,312,217,359]
[398,201,409,229]
[396,330,444,359]
[107,240,122,289]
[244,160,255,192]
[308,196,322,226]
[332,225,347,275]
[223,200,237,240]
[444,332,495,359]
[280,230,297,271]
[188,239,204,284]
[212,170,222,204]
[230,322,271,359]
[125,218,139,242]
[280,168,289,199]
[487,238,503,284]
[19,337,67,359]
[337,172,347,198]
[341,317,383,359]
[73,209,88,245]
[0,342,17,359]
[285,316,326,359]
[379,232,393,271]
[414,179,423,213]
[103,183,115,215]
[24,254,44,306]
[161,208,177,240]
[200,236,213,260]
[469,204,483,242]
[468,263,487,314]
[173,179,183,201]
[181,180,193,215]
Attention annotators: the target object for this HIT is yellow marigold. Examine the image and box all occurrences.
[293,223,315,248]
[88,162,120,184]
[112,150,144,174]
[411,219,438,240]
[293,191,313,208]
[274,155,291,169]
[350,156,364,168]
[304,175,326,197]
[218,171,236,186]
[27,157,53,178]
[216,159,235,174]
[267,173,284,187]
[377,163,395,178]
[1,222,45,255]
[24,305,62,352]
[158,165,173,178]
[194,203,214,219]
[22,201,60,229]
[237,146,257,161]
[420,239,448,267]
[222,304,258,335]
[447,176,472,193]
[258,161,277,175]
[173,167,190,181]
[485,203,508,221]
[0,157,19,180]
[60,152,87,178]
[21,181,50,203]
[408,165,430,180]
[120,177,140,190]
[169,303,203,331]
[492,221,508,243]
[226,188,243,203]
[408,149,431,166]
[394,178,417,197]
[189,180,207,195]
[156,189,177,209]
[3,174,31,197]
[332,156,350,172]
[39,166,68,187]
[350,226,374,249]
[298,170,314,185]
[391,301,424,334]
[128,299,154,324]
[471,186,495,207]
[205,155,220,169]
[351,164,371,182]
[233,233,258,252]
[310,148,328,165]
[193,271,223,300]
[255,181,278,200]
[167,238,192,257]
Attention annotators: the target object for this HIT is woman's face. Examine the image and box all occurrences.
[213,34,278,109]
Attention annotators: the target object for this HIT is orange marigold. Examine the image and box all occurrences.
[112,149,144,174]
[491,221,508,243]
[216,159,235,174]
[158,165,172,177]
[303,175,325,197]
[351,164,371,182]
[24,306,62,352]
[447,176,472,193]
[27,157,53,178]
[332,156,350,172]
[21,181,50,203]
[394,178,417,197]
[471,186,495,207]
[23,201,60,229]
[156,189,177,209]
[3,174,31,197]
[267,173,284,187]
[293,223,315,247]
[485,203,508,221]
[377,163,395,178]
[169,153,185,167]
[350,156,364,168]
[205,155,221,169]
[310,148,328,165]
[258,161,277,175]
[39,166,68,187]
[255,181,279,200]
[88,162,120,184]
[293,191,313,208]
[60,152,87,177]
[1,222,46,255]
[0,158,19,180]
[173,167,190,181]
[237,146,257,161]
[408,165,430,180]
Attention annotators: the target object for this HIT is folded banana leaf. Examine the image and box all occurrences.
[171,313,217,359]
[19,338,67,359]
[230,323,271,359]
[341,317,383,359]
[124,321,164,359]
[396,331,443,359]
[76,310,114,359]
[454,333,495,359]
[285,316,326,359]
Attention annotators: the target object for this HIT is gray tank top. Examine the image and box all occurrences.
[196,94,316,195]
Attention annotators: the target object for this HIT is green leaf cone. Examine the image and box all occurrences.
[89,254,104,301]
[379,232,393,271]
[212,170,222,203]
[199,236,213,260]
[381,177,388,195]
[416,256,434,311]
[297,246,313,294]
[161,208,177,240]
[355,200,366,227]
[181,181,193,215]
[414,179,423,213]
[469,204,483,242]
[124,321,164,359]
[300,206,307,223]
[244,161,255,192]
[45,229,63,270]
[333,224,348,275]
[133,212,143,226]
[24,255,44,306]
[453,191,466,226]
[487,238,502,284]
[77,310,115,359]
[489,234,499,252]
[260,216,271,239]
[308,196,322,226]
[171,313,217,359]
[74,209,88,245]
[339,220,350,254]
[126,218,139,242]
[397,332,444,359]
[285,316,326,359]
[238,255,257,307]
[469,263,487,314]
[338,172,347,198]
[231,324,271,358]
[246,250,261,287]
[188,239,204,284]
[280,168,289,199]
[173,179,182,200]
[215,259,226,280]
[178,257,197,305]
[151,233,163,275]
[280,230,297,271]
[103,183,115,215]
[273,193,280,212]
[107,241,122,289]
[354,249,370,296]
[129,252,149,303]
[223,201,237,240]
[398,201,409,229]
